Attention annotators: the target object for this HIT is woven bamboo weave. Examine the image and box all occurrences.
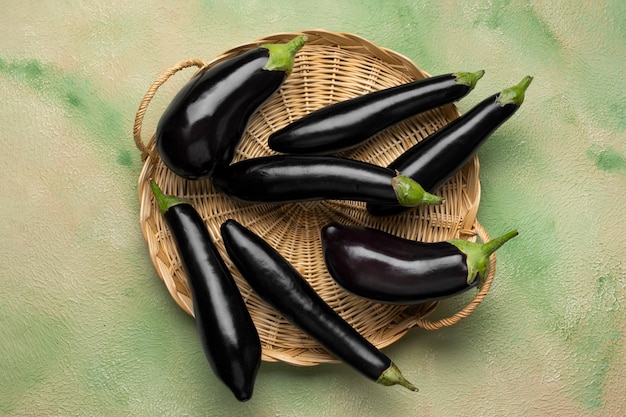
[134,29,496,366]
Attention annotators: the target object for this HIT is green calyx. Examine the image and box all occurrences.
[377,362,419,392]
[497,75,533,107]
[262,34,308,74]
[392,174,444,207]
[455,70,485,90]
[149,179,189,214]
[449,229,519,285]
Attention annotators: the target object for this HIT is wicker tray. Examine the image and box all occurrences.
[133,29,496,366]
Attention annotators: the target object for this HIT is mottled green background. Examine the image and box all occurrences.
[1,1,625,416]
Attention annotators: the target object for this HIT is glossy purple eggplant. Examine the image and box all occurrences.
[212,154,443,208]
[150,180,261,401]
[156,35,306,180]
[367,76,533,216]
[321,222,518,305]
[268,70,484,155]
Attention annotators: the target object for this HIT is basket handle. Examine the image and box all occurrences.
[412,221,496,330]
[133,58,207,161]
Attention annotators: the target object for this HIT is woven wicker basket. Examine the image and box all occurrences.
[133,29,496,366]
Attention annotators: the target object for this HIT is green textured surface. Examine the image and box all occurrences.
[1,1,625,416]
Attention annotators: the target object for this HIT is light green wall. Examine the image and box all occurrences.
[1,1,625,416]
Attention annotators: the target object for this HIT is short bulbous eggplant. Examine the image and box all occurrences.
[220,219,418,391]
[212,154,443,208]
[156,35,307,180]
[367,76,533,216]
[150,180,261,402]
[268,70,485,155]
[321,222,518,305]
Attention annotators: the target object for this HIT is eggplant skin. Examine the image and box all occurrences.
[156,48,286,180]
[220,219,393,383]
[164,204,261,401]
[321,223,475,305]
[212,155,400,205]
[268,73,474,155]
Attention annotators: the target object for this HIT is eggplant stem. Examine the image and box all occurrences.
[149,179,189,214]
[497,76,533,107]
[455,70,485,90]
[392,175,444,207]
[377,362,419,392]
[481,229,519,258]
[262,34,308,73]
[449,229,519,285]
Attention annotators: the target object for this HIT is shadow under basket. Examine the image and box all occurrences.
[133,29,496,366]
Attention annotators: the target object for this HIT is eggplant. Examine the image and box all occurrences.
[367,75,533,216]
[150,180,261,402]
[268,70,485,155]
[156,35,307,180]
[321,222,518,305]
[220,219,418,391]
[212,154,443,208]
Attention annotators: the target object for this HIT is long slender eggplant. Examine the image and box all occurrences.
[212,155,443,208]
[267,70,485,155]
[156,35,307,180]
[150,180,261,402]
[321,222,518,305]
[220,219,418,391]
[367,75,533,216]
